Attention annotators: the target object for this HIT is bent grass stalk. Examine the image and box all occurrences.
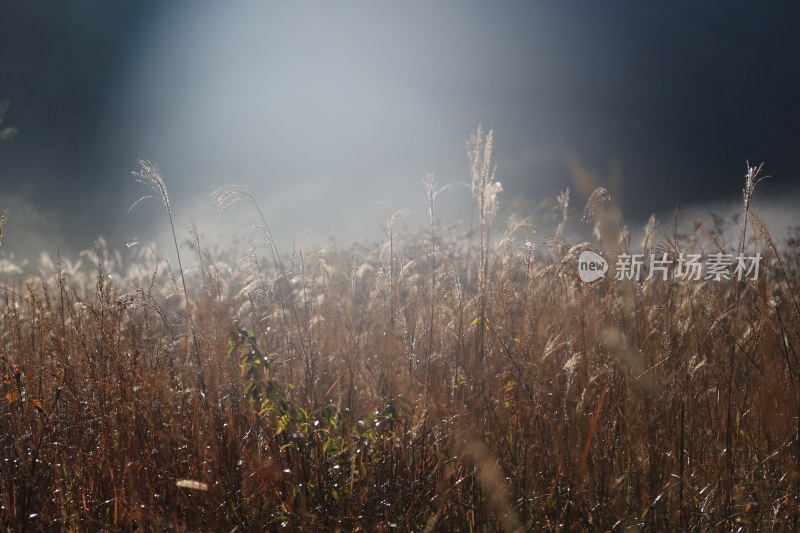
[130,159,209,405]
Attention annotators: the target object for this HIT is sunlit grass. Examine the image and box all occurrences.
[0,131,798,530]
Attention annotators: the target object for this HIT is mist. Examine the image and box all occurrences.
[1,1,799,264]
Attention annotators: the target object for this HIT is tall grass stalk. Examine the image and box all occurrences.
[423,174,448,399]
[130,159,209,405]
[467,125,501,376]
[725,162,768,521]
[213,184,315,404]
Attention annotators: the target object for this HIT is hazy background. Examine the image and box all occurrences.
[1,1,799,262]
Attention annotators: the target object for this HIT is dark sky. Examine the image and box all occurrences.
[0,1,799,258]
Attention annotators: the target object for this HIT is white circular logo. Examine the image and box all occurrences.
[578,250,608,283]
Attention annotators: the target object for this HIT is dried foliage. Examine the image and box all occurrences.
[0,144,797,531]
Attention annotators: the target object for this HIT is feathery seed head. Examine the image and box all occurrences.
[212,183,258,219]
[582,187,612,223]
[130,159,171,214]
[743,162,767,212]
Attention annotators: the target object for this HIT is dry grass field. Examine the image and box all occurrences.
[0,129,798,531]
